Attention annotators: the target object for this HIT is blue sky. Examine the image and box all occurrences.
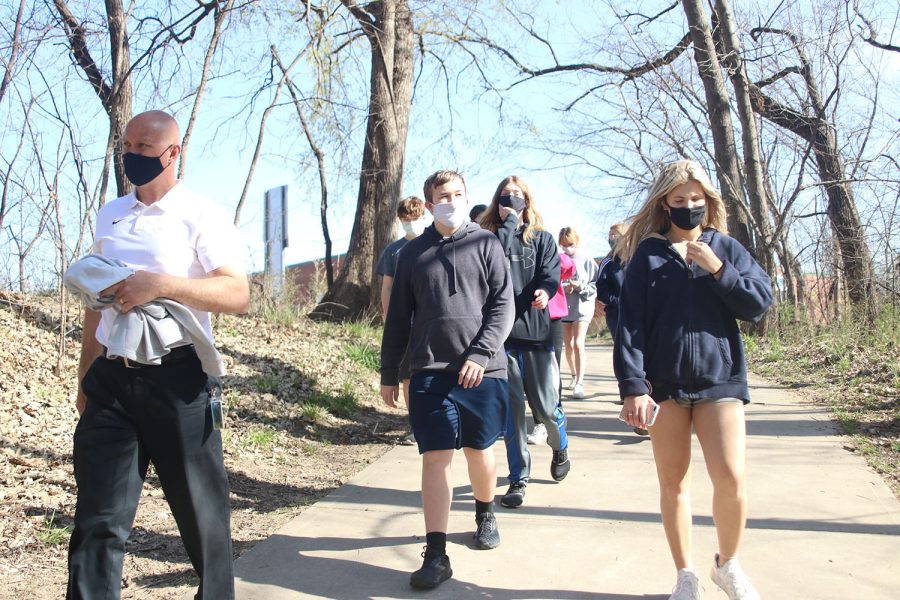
[3,0,897,287]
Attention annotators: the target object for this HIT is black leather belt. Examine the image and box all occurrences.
[101,345,196,369]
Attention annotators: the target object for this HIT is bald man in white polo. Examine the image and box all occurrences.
[67,110,248,600]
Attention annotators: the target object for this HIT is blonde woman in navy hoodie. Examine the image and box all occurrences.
[614,160,772,600]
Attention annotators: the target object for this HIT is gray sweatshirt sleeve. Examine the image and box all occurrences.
[464,236,514,367]
[379,250,415,386]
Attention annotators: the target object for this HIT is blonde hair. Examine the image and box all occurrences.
[396,196,425,220]
[559,226,579,246]
[423,170,466,203]
[609,222,629,237]
[619,160,728,262]
[479,175,545,244]
[607,222,629,259]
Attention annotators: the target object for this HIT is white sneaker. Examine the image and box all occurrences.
[670,568,702,600]
[710,555,759,600]
[571,383,585,399]
[526,423,547,445]
[568,376,577,390]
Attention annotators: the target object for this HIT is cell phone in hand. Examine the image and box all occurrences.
[618,402,659,427]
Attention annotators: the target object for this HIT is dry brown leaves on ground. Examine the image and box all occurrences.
[0,291,408,599]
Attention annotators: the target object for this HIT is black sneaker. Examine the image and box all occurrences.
[500,481,526,508]
[473,512,500,549]
[551,448,570,481]
[409,547,452,589]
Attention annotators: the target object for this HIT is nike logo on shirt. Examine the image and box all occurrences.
[112,218,124,225]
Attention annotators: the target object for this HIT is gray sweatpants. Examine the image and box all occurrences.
[504,347,569,483]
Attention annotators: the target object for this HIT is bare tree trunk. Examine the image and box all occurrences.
[681,0,754,252]
[0,0,26,106]
[180,0,234,179]
[233,47,311,227]
[272,48,335,290]
[712,0,776,332]
[749,27,878,322]
[54,0,133,200]
[313,0,414,321]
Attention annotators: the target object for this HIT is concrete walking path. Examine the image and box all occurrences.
[228,344,900,599]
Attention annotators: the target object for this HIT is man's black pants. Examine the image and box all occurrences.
[66,349,234,600]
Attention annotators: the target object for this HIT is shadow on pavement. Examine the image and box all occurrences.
[237,536,669,599]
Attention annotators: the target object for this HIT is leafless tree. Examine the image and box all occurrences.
[313,0,414,320]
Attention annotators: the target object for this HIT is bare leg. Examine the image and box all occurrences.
[402,379,411,410]
[649,401,695,569]
[693,402,748,562]
[421,450,454,533]
[562,322,576,377]
[572,320,590,384]
[462,447,496,503]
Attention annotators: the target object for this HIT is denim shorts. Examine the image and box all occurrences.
[670,396,744,407]
[408,371,507,454]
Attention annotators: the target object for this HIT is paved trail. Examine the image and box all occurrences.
[224,344,899,599]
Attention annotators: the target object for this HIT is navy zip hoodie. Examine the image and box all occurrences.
[596,254,625,336]
[380,221,514,386]
[495,214,560,345]
[614,228,773,402]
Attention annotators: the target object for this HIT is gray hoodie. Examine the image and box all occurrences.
[380,221,514,386]
[64,254,226,376]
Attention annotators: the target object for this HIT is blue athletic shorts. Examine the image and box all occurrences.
[408,371,508,454]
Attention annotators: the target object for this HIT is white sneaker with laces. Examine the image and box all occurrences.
[670,568,702,600]
[526,423,547,445]
[572,383,585,399]
[710,555,759,600]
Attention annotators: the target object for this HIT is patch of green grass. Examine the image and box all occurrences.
[301,403,328,422]
[251,374,280,395]
[301,442,320,455]
[304,387,359,419]
[36,512,73,546]
[835,355,851,374]
[891,440,900,453]
[329,391,358,418]
[832,407,860,435]
[261,304,298,327]
[242,426,278,450]
[346,341,379,371]
[344,320,380,340]
[765,337,784,361]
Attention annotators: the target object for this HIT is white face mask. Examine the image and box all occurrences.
[401,218,426,237]
[432,200,468,231]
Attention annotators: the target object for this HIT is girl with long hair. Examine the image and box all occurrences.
[481,176,571,509]
[614,160,772,600]
[558,226,598,399]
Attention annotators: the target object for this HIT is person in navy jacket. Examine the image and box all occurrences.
[614,160,772,600]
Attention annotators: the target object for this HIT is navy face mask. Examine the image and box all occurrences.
[123,144,173,186]
[668,204,706,231]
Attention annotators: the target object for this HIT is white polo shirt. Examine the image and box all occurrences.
[91,181,246,346]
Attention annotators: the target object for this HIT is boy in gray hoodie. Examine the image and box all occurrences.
[381,170,514,590]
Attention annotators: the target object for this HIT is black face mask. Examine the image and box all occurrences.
[122,144,172,186]
[668,204,706,231]
[498,194,526,212]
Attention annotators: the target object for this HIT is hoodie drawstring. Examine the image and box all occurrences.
[451,234,458,295]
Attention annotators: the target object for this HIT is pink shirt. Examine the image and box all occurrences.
[549,251,576,319]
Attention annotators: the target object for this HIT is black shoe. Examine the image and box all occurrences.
[500,481,526,508]
[551,448,570,481]
[409,547,452,589]
[473,512,500,549]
